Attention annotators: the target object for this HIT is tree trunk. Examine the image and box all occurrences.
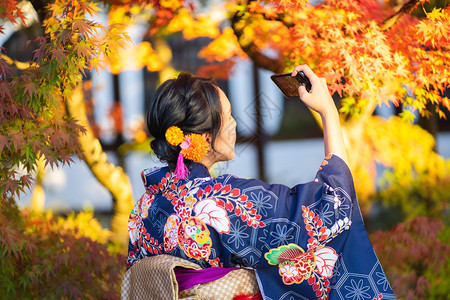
[66,81,134,246]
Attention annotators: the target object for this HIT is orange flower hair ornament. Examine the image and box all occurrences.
[165,126,209,179]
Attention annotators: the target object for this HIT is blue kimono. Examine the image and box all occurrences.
[127,154,395,300]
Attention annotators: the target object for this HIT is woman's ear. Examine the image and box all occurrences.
[202,133,213,146]
[202,133,212,149]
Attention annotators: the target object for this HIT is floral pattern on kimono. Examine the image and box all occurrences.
[127,155,395,300]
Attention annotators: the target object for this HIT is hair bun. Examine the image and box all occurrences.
[150,138,178,166]
[147,72,223,171]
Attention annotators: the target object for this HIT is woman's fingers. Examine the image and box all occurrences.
[292,65,319,84]
[298,85,309,100]
[292,65,336,115]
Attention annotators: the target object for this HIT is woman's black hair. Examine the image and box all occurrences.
[147,72,222,171]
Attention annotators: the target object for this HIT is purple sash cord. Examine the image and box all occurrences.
[174,266,239,291]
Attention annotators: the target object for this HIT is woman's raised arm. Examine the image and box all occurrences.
[292,65,349,165]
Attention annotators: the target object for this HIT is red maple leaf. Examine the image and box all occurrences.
[50,48,67,64]
[0,59,11,77]
[0,135,9,152]
[10,132,24,152]
[23,82,37,99]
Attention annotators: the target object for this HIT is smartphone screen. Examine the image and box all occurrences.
[270,72,311,98]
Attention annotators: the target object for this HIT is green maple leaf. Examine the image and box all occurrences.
[399,110,416,123]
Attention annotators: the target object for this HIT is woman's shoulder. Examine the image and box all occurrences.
[204,154,354,200]
[202,171,303,203]
[313,154,354,190]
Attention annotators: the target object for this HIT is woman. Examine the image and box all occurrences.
[124,65,395,299]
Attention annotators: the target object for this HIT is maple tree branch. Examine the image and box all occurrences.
[231,7,284,73]
[273,13,295,28]
[0,53,35,70]
[380,0,420,31]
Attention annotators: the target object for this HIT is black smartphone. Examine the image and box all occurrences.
[270,71,312,98]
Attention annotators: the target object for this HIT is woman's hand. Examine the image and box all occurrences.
[292,65,337,118]
[292,64,349,165]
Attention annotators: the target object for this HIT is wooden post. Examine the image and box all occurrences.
[252,64,266,182]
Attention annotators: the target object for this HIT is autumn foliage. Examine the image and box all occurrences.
[142,0,450,121]
[370,217,450,299]
[0,0,131,201]
[0,202,124,298]
[1,0,449,298]
[122,0,450,211]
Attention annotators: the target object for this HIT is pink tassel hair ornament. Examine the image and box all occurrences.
[175,137,191,179]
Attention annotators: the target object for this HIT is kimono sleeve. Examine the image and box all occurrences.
[265,154,355,262]
[216,154,354,269]
[247,155,395,299]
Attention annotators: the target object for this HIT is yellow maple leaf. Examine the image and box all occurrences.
[199,27,247,62]
[160,0,182,10]
[183,14,220,39]
[166,8,192,33]
[167,8,220,39]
